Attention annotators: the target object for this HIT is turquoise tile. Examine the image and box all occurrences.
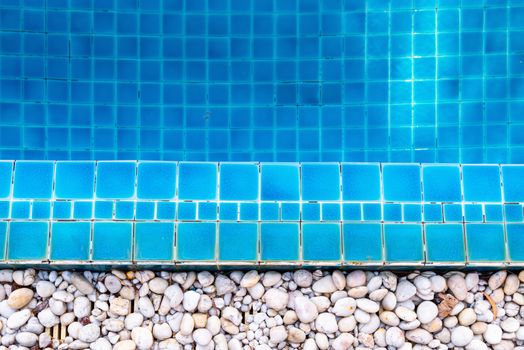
[384,224,424,262]
[343,203,361,221]
[0,222,6,260]
[485,205,503,222]
[95,201,113,219]
[8,222,49,260]
[115,201,134,220]
[261,164,299,201]
[198,202,218,220]
[462,165,501,202]
[281,203,300,221]
[219,203,238,220]
[177,222,216,260]
[343,223,382,262]
[363,203,381,221]
[74,202,93,219]
[13,161,54,199]
[301,163,340,200]
[0,162,13,198]
[157,202,176,220]
[302,223,341,261]
[505,204,523,222]
[383,164,421,202]
[261,203,279,220]
[240,203,258,220]
[137,162,177,199]
[404,204,422,221]
[466,223,505,262]
[219,223,258,261]
[50,222,90,260]
[302,203,320,221]
[135,223,174,261]
[507,224,524,261]
[178,162,217,200]
[261,223,299,260]
[32,202,50,219]
[425,224,465,262]
[178,202,196,220]
[342,164,381,201]
[422,165,461,202]
[96,162,136,199]
[219,163,259,200]
[55,162,95,199]
[136,202,155,220]
[11,201,30,219]
[424,204,442,222]
[444,204,463,222]
[0,202,9,219]
[53,201,71,219]
[465,204,483,222]
[92,222,133,261]
[322,203,341,221]
[384,204,401,221]
[502,166,524,202]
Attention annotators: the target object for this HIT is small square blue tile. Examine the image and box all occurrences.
[32,201,50,219]
[219,223,258,261]
[383,164,421,202]
[96,162,136,199]
[505,204,523,222]
[322,203,341,221]
[95,201,113,219]
[92,222,133,261]
[384,224,424,262]
[0,162,13,199]
[13,161,54,199]
[502,166,524,202]
[261,203,279,220]
[261,164,300,201]
[0,201,9,219]
[444,204,463,222]
[50,222,90,260]
[261,223,299,260]
[342,163,381,201]
[8,222,49,260]
[53,201,71,219]
[137,162,177,199]
[55,162,95,199]
[219,163,259,200]
[199,202,218,220]
[423,165,462,202]
[343,223,382,262]
[240,203,258,221]
[485,205,503,222]
[178,162,217,200]
[384,204,402,221]
[302,223,341,260]
[156,202,176,220]
[343,203,361,220]
[465,204,483,222]
[0,222,6,260]
[135,223,174,261]
[466,224,505,262]
[74,202,93,219]
[115,201,134,220]
[136,202,155,220]
[178,202,197,220]
[281,203,300,221]
[507,224,524,261]
[363,203,381,221]
[462,165,501,202]
[220,203,238,220]
[177,222,216,260]
[11,201,30,219]
[424,204,442,222]
[302,203,320,221]
[301,163,340,200]
[425,224,465,262]
[404,204,422,221]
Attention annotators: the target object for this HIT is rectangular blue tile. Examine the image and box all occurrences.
[137,162,177,200]
[301,163,340,200]
[502,166,524,202]
[0,162,13,199]
[53,201,71,219]
[322,203,341,221]
[198,202,218,220]
[96,162,136,199]
[0,222,6,260]
[343,203,361,221]
[50,222,90,260]
[136,202,155,220]
[302,203,320,221]
[261,164,300,201]
[55,161,95,199]
[505,204,523,222]
[219,163,259,200]
[342,163,381,201]
[343,223,382,262]
[219,203,238,220]
[178,162,217,200]
[425,224,466,262]
[219,223,258,261]
[466,223,506,262]
[465,204,483,222]
[261,223,299,260]
[462,165,502,202]
[13,161,54,199]
[423,165,462,202]
[135,223,174,261]
[177,222,216,260]
[507,224,524,262]
[240,203,258,221]
[261,203,279,221]
[383,164,422,202]
[92,222,133,261]
[384,224,424,262]
[11,201,30,219]
[177,202,196,221]
[8,222,49,260]
[302,223,341,261]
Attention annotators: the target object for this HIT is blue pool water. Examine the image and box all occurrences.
[0,0,523,162]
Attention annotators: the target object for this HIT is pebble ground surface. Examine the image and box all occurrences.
[0,269,523,349]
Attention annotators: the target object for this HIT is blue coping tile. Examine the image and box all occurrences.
[384,224,424,262]
[507,224,524,261]
[137,162,177,200]
[261,203,279,221]
[485,205,503,222]
[281,203,300,221]
[384,204,402,221]
[383,164,422,202]
[0,222,6,260]
[422,165,462,202]
[322,203,341,221]
[8,222,49,260]
[177,222,216,260]
[219,163,259,200]
[32,202,50,219]
[50,222,90,260]
[219,223,258,261]
[198,202,217,220]
[115,201,134,220]
[157,202,176,220]
[53,201,71,219]
[301,163,340,200]
[74,202,93,219]
[178,162,218,200]
[261,164,300,201]
[444,204,463,222]
[261,223,299,261]
[55,162,95,199]
[95,201,114,219]
[136,202,155,220]
[343,223,382,262]
[302,203,320,221]
[0,162,13,198]
[425,224,466,262]
[462,165,502,202]
[505,204,523,222]
[466,224,506,262]
[220,203,238,220]
[13,161,54,199]
[135,223,174,261]
[363,203,381,221]
[96,162,136,199]
[11,201,30,219]
[342,163,381,201]
[404,204,422,222]
[92,222,133,261]
[302,223,341,261]
[465,204,483,222]
[343,203,361,221]
[502,166,524,202]
[178,202,197,220]
[240,203,258,221]
[0,201,9,219]
[424,204,443,222]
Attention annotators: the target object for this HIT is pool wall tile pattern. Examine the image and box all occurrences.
[0,160,523,267]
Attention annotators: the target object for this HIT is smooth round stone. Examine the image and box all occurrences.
[193,328,212,346]
[430,275,447,293]
[465,273,480,291]
[287,327,306,343]
[104,275,122,294]
[332,297,356,317]
[386,327,405,348]
[262,272,282,288]
[138,297,155,318]
[332,333,354,350]
[448,274,468,301]
[359,314,381,334]
[488,271,507,291]
[504,274,520,296]
[7,288,33,309]
[451,326,474,347]
[197,271,214,288]
[164,284,183,308]
[71,273,95,295]
[312,276,337,294]
[269,325,287,344]
[36,281,56,298]
[152,323,172,340]
[501,317,520,333]
[315,313,338,334]
[294,296,318,323]
[458,308,477,326]
[379,311,400,326]
[346,270,366,288]
[149,278,168,294]
[240,271,260,289]
[91,338,112,350]
[73,296,91,318]
[356,298,379,313]
[466,339,488,350]
[15,332,38,347]
[405,328,432,345]
[332,271,346,290]
[7,309,31,329]
[484,324,503,345]
[395,306,417,322]
[78,324,101,343]
[396,281,417,302]
[382,292,397,311]
[131,327,154,350]
[182,291,200,312]
[338,316,356,332]
[125,313,144,330]
[113,340,137,350]
[293,270,313,288]
[417,301,438,324]
[264,288,289,311]
[38,308,59,327]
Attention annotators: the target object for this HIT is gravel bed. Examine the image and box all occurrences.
[0,269,523,349]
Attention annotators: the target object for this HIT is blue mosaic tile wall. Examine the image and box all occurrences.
[1,0,524,162]
[1,160,524,266]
